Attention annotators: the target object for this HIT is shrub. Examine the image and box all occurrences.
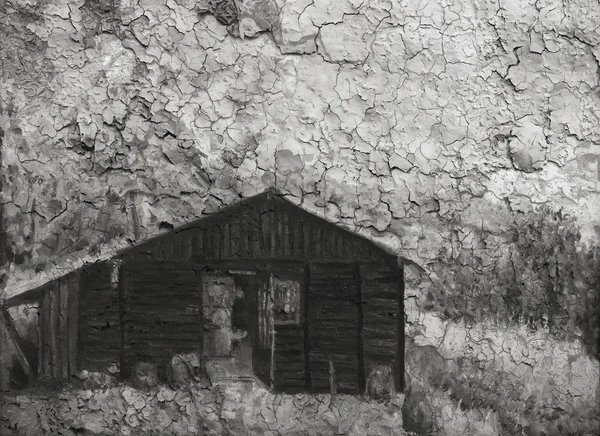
[428,207,600,359]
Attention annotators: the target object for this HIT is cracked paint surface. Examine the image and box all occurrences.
[1,0,599,435]
[1,0,599,288]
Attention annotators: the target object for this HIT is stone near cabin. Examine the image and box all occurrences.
[401,383,438,435]
[166,352,202,387]
[76,369,117,390]
[365,364,395,401]
[131,362,159,390]
[404,340,447,387]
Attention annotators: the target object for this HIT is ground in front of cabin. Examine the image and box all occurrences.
[0,380,410,436]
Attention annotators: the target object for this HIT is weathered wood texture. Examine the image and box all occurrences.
[274,325,305,392]
[308,264,360,394]
[1,306,35,380]
[253,273,273,388]
[38,271,79,380]
[120,192,391,264]
[360,264,402,389]
[121,261,200,377]
[79,262,119,372]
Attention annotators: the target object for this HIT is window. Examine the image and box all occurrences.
[271,275,302,325]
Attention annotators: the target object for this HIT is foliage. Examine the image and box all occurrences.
[428,207,600,359]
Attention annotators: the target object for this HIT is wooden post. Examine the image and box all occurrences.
[328,358,336,396]
[1,305,35,380]
[68,271,79,376]
[39,287,48,380]
[37,301,43,380]
[198,267,204,357]
[303,264,311,391]
[49,282,59,379]
[355,263,365,394]
[396,263,405,393]
[116,260,126,379]
[59,277,69,379]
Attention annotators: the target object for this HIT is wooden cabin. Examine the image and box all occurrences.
[4,189,406,394]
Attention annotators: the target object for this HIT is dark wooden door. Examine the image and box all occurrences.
[360,263,403,392]
[308,264,361,394]
[120,261,201,377]
[253,272,274,387]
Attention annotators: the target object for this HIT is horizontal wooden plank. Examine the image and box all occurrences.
[275,328,304,336]
[309,324,359,332]
[363,323,397,333]
[362,297,399,307]
[274,369,305,377]
[275,345,304,353]
[364,357,395,368]
[79,334,120,343]
[125,303,199,311]
[123,312,199,321]
[309,331,358,339]
[363,337,396,347]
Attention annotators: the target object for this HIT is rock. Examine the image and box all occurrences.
[235,0,279,38]
[166,352,202,387]
[81,412,108,434]
[365,365,395,401]
[76,370,117,390]
[405,339,447,387]
[402,382,438,435]
[174,390,192,407]
[131,361,159,390]
[125,407,140,428]
[209,0,239,25]
[157,385,177,402]
[121,387,146,411]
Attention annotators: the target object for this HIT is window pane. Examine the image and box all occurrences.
[272,277,301,324]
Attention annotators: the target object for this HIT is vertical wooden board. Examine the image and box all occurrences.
[249,207,258,258]
[203,228,211,259]
[37,305,43,378]
[302,219,309,259]
[298,215,306,258]
[119,264,127,378]
[166,238,176,261]
[307,221,314,259]
[397,264,405,392]
[198,269,204,356]
[283,208,291,258]
[355,264,365,394]
[289,210,296,257]
[48,283,59,379]
[304,264,311,390]
[165,237,175,261]
[194,229,202,259]
[68,271,79,375]
[154,241,164,262]
[38,288,47,379]
[182,231,193,261]
[313,224,321,259]
[269,209,277,258]
[222,222,230,259]
[276,207,284,258]
[59,276,69,379]
[229,216,238,258]
[334,229,342,257]
[172,234,182,261]
[240,210,249,258]
[260,208,269,257]
[328,229,337,258]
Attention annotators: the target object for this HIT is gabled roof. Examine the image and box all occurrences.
[118,188,399,264]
